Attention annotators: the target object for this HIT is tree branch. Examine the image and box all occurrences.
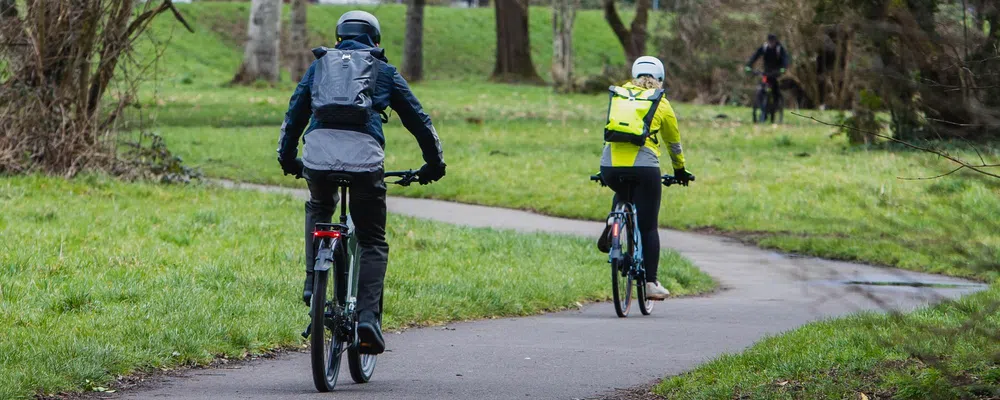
[601,0,632,59]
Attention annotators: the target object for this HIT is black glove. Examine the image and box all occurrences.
[417,162,446,184]
[278,156,303,178]
[674,168,694,186]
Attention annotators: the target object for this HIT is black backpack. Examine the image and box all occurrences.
[310,47,386,130]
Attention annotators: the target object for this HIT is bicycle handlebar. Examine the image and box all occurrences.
[385,169,421,186]
[590,172,695,187]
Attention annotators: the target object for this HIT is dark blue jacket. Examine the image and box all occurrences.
[746,42,789,75]
[277,37,443,167]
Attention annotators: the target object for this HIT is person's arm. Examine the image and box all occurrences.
[276,63,315,161]
[389,70,444,166]
[746,46,764,68]
[780,46,790,69]
[656,101,685,171]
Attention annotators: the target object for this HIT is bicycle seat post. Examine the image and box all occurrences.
[339,185,348,225]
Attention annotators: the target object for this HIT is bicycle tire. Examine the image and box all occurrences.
[611,210,633,318]
[310,245,344,392]
[348,294,380,383]
[637,278,653,315]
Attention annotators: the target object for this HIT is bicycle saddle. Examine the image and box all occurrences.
[325,173,353,186]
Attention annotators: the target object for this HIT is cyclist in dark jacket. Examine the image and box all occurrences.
[744,34,789,107]
[276,10,445,354]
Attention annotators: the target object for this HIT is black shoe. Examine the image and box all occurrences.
[302,271,314,306]
[597,221,612,253]
[356,310,385,354]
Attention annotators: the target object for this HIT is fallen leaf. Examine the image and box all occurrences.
[860,393,869,400]
[776,380,789,387]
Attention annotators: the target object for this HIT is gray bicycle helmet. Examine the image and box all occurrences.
[336,10,381,44]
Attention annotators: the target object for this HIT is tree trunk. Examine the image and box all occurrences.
[233,0,281,84]
[492,0,543,83]
[288,0,309,82]
[602,0,651,65]
[552,0,577,92]
[403,0,426,82]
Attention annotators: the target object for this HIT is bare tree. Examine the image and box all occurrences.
[403,0,426,82]
[0,0,192,175]
[602,0,651,65]
[233,0,282,84]
[492,0,543,83]
[288,0,309,82]
[552,0,578,92]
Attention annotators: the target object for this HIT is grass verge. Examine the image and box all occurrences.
[656,284,1000,399]
[0,175,711,399]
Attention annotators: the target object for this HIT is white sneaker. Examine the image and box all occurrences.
[645,281,670,300]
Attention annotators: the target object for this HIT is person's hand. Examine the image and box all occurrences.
[673,168,695,186]
[743,66,752,74]
[279,156,303,178]
[417,162,446,184]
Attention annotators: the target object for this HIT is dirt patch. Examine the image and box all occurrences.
[584,381,665,400]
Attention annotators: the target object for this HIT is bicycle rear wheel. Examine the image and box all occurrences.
[348,294,380,383]
[309,267,344,392]
[611,215,633,318]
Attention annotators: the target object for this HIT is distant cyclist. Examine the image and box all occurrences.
[597,56,693,300]
[744,33,789,107]
[276,10,446,354]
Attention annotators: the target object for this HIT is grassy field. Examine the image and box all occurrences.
[0,175,710,399]
[657,284,1000,399]
[144,3,653,85]
[152,79,1000,282]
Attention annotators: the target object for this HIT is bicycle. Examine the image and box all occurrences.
[590,172,694,318]
[750,70,784,124]
[301,169,421,392]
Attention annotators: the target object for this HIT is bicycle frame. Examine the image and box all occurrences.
[313,184,362,343]
[608,202,644,280]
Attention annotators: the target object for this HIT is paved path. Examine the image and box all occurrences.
[115,182,984,400]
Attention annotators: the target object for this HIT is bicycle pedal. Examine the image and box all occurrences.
[301,322,312,339]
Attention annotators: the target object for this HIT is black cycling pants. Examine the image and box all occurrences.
[599,166,662,282]
[304,167,388,315]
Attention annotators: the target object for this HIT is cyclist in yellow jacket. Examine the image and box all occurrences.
[598,56,693,300]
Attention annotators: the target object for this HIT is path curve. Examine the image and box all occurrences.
[113,182,984,400]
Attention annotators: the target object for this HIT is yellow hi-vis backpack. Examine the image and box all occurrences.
[603,86,664,146]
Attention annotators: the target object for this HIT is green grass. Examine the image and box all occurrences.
[0,175,711,399]
[152,80,1000,282]
[142,3,654,85]
[656,284,1000,399]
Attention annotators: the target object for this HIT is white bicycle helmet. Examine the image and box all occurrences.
[631,56,665,82]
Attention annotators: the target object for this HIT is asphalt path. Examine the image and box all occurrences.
[111,182,983,399]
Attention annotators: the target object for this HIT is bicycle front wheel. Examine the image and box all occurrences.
[637,278,653,315]
[310,269,343,392]
[348,294,380,383]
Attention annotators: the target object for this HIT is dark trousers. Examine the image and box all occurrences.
[304,167,388,314]
[600,166,662,282]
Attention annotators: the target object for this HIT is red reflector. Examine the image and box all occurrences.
[314,230,341,238]
[612,222,619,237]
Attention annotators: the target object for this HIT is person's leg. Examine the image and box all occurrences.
[347,169,388,354]
[770,77,782,117]
[631,167,662,283]
[303,168,339,305]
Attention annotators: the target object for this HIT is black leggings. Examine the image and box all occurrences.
[600,166,662,282]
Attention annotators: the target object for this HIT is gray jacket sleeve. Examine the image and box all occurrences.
[388,71,444,165]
